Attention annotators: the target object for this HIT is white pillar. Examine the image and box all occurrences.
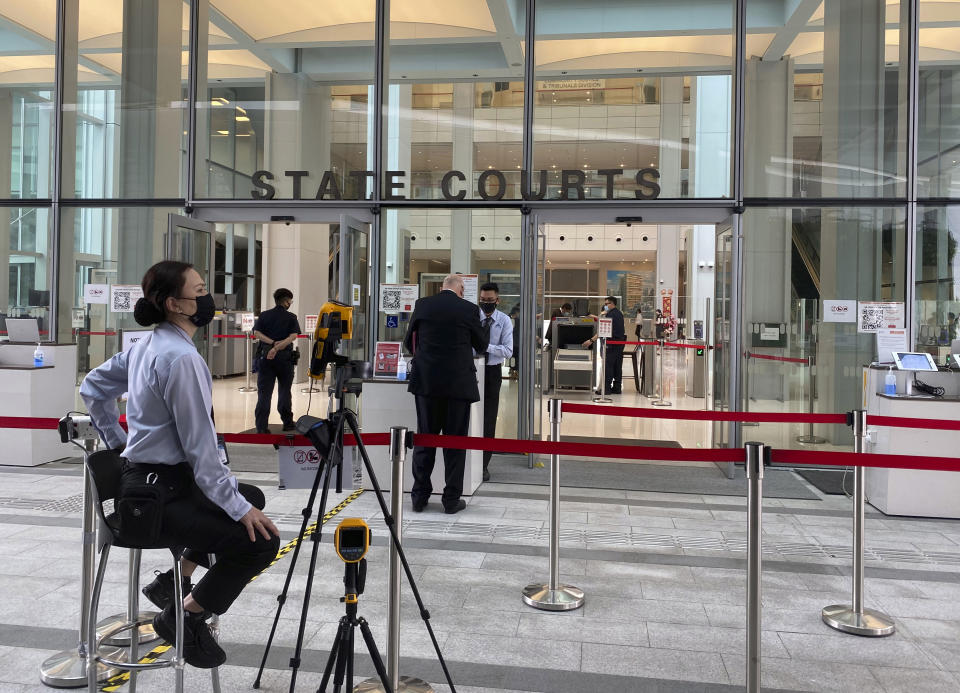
[451,82,474,273]
[658,77,683,198]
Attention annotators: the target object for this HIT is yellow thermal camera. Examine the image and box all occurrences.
[309,301,354,380]
[334,518,371,563]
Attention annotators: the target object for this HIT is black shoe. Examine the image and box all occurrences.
[482,468,491,482]
[412,500,427,512]
[256,428,270,435]
[282,422,296,431]
[142,570,191,611]
[444,499,467,514]
[152,603,226,669]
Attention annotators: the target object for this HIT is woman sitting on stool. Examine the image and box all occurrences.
[80,260,280,669]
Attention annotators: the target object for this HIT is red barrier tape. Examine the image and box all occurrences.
[607,340,660,346]
[219,431,392,447]
[412,433,745,462]
[745,352,808,365]
[0,416,60,430]
[865,415,960,432]
[664,342,713,350]
[76,331,117,336]
[560,402,848,425]
[771,449,960,473]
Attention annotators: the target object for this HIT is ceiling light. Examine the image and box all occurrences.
[216,129,229,135]
[235,115,249,122]
[235,106,247,115]
[211,97,229,106]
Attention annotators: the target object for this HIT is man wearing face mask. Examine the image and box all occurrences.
[478,282,514,482]
[252,288,301,434]
[582,295,627,395]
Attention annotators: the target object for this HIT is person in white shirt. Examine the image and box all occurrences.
[478,282,514,482]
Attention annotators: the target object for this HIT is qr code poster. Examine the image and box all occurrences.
[858,301,905,333]
[379,284,418,314]
[110,284,144,313]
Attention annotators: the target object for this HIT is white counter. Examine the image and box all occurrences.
[864,366,960,518]
[358,356,484,496]
[0,344,78,466]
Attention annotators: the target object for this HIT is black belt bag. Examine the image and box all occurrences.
[117,462,189,547]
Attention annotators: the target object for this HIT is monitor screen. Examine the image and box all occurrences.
[893,351,938,372]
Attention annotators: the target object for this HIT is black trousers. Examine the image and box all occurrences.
[145,466,279,615]
[482,364,502,469]
[605,343,625,392]
[255,356,295,431]
[411,395,471,510]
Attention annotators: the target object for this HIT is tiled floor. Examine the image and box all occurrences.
[1,455,959,693]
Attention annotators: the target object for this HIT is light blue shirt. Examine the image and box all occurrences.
[80,322,251,522]
[479,308,514,366]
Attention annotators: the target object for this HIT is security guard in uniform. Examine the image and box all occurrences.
[253,288,302,433]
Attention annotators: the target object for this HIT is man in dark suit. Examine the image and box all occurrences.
[404,274,489,514]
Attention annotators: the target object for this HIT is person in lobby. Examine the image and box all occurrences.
[478,282,514,482]
[403,274,488,514]
[252,288,301,433]
[582,295,627,395]
[80,260,280,669]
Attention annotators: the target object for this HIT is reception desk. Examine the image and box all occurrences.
[358,357,484,496]
[0,343,77,466]
[864,365,960,518]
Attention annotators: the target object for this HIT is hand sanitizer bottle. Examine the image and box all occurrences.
[884,367,896,395]
[33,343,45,368]
[397,356,407,381]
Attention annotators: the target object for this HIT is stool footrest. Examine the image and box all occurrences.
[96,655,177,672]
[97,617,153,645]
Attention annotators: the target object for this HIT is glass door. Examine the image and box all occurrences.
[329,214,370,362]
[166,214,214,359]
[713,217,737,462]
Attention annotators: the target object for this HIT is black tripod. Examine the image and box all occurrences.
[319,558,390,693]
[254,362,456,693]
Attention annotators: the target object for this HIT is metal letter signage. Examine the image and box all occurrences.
[249,168,661,201]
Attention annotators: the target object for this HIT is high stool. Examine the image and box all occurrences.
[83,450,222,693]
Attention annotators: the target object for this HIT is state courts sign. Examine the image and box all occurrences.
[250,168,662,201]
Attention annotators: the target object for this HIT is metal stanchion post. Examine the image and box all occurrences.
[522,399,584,611]
[238,334,257,392]
[796,355,826,444]
[651,339,672,406]
[40,441,126,687]
[592,337,611,403]
[822,410,895,637]
[357,427,432,693]
[745,441,766,693]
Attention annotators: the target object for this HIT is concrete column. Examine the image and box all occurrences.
[451,82,474,273]
[691,75,731,199]
[818,0,888,430]
[685,226,715,332]
[744,58,794,197]
[0,90,12,311]
[263,74,332,199]
[656,225,680,315]
[658,77,683,198]
[117,0,182,287]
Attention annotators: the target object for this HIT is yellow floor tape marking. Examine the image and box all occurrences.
[98,488,364,690]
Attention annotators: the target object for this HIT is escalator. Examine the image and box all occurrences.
[791,220,820,300]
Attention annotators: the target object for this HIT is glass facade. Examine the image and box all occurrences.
[1,0,958,447]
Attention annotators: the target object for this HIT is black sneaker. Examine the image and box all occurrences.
[142,569,191,611]
[152,604,226,669]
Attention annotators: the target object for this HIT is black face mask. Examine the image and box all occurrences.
[181,293,216,327]
[479,301,497,315]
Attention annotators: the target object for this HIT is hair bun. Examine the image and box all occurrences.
[133,297,164,326]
